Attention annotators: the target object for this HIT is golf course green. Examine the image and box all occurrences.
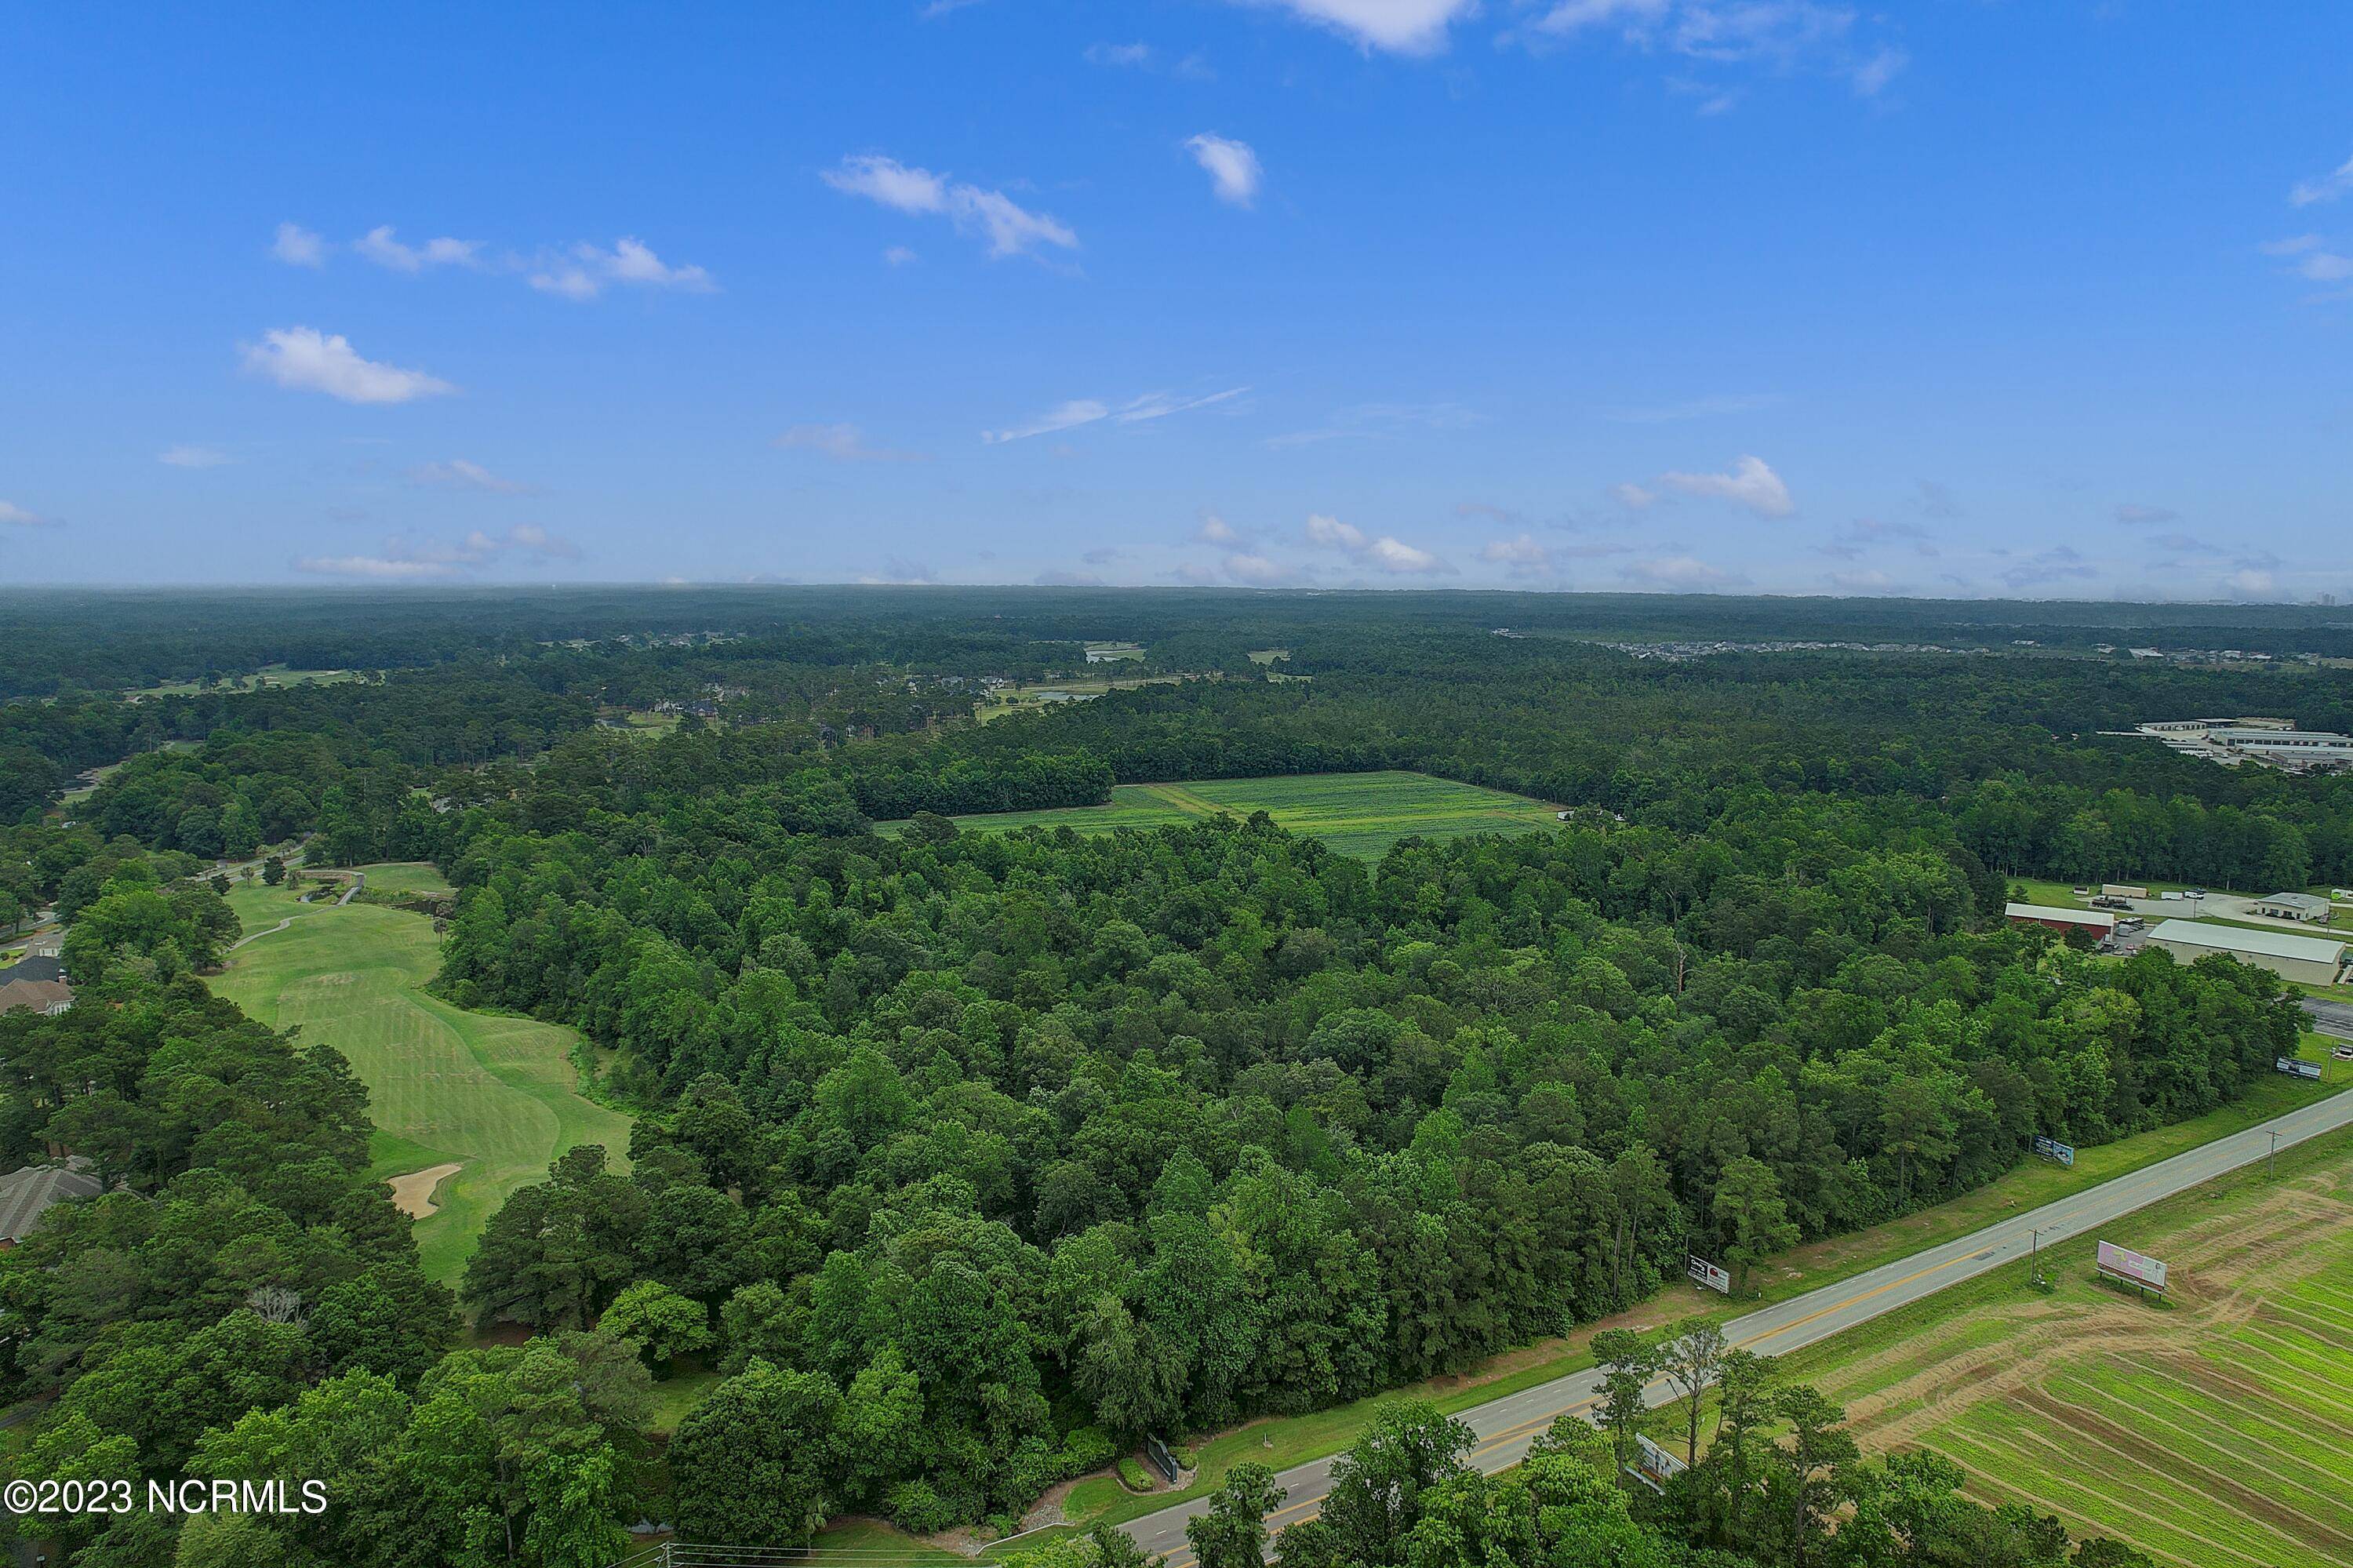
[210,868,633,1285]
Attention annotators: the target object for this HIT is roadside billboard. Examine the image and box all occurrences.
[1687,1255,1730,1294]
[2097,1241,2167,1291]
[2032,1134,2075,1166]
[2276,1057,2322,1079]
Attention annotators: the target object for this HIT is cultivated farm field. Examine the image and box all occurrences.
[1785,1127,2353,1568]
[210,875,633,1284]
[896,769,1562,859]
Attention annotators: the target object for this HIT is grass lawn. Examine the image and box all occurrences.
[1006,1075,2352,1548]
[355,860,456,899]
[1784,1126,2353,1568]
[1246,648,1291,664]
[209,882,634,1285]
[888,770,1563,860]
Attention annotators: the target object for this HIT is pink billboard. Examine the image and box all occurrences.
[2097,1240,2167,1290]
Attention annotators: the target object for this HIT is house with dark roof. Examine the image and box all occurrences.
[0,953,64,985]
[0,1159,102,1246]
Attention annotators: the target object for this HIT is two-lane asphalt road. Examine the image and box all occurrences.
[1121,1086,2353,1564]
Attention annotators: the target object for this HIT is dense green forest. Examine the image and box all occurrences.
[0,588,2332,1566]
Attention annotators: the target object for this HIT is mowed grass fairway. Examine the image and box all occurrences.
[211,874,632,1284]
[1785,1126,2353,1568]
[898,770,1561,859]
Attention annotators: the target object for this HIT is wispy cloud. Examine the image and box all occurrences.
[409,458,533,493]
[2000,544,2096,590]
[824,154,1079,260]
[355,225,482,272]
[2111,501,2180,526]
[1526,0,1904,101]
[1482,533,1556,580]
[272,222,326,267]
[1186,134,1264,208]
[1303,512,1454,574]
[1609,482,1659,511]
[1620,554,1743,591]
[983,387,1246,444]
[1240,0,1478,56]
[773,423,927,462]
[530,237,715,300]
[158,445,231,469]
[1195,511,1243,544]
[2291,152,2353,207]
[294,522,580,580]
[242,326,456,405]
[1826,567,1906,595]
[0,501,59,529]
[1657,453,1795,516]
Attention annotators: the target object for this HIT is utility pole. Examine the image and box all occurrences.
[2268,1129,2282,1179]
[2028,1226,2049,1286]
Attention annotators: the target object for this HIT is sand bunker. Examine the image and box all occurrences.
[387,1162,462,1218]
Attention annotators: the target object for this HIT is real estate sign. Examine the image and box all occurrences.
[1687,1255,1730,1293]
[2097,1240,2167,1291]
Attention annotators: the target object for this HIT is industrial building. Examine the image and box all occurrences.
[2131,719,2353,773]
[2144,919,2350,986]
[2005,902,2117,937]
[2251,892,2335,923]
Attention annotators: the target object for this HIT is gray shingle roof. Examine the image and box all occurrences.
[0,1159,102,1242]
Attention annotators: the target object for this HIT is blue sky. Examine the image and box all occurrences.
[4,1,2350,599]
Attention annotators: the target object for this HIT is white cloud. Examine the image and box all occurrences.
[824,155,1078,260]
[0,501,57,528]
[354,225,482,272]
[242,326,456,405]
[1302,512,1452,574]
[1365,536,1451,574]
[2000,545,2096,590]
[1118,387,1249,423]
[295,522,579,580]
[2111,502,2180,526]
[530,237,715,300]
[158,444,231,469]
[884,246,919,267]
[1223,552,1300,586]
[1850,45,1906,96]
[410,458,531,493]
[293,555,457,580]
[2225,567,2278,599]
[824,155,950,214]
[1305,513,1369,551]
[773,423,924,462]
[1657,453,1794,516]
[2291,153,2353,207]
[272,222,327,267]
[1196,511,1242,544]
[1242,0,1477,55]
[1186,134,1264,208]
[1482,533,1553,578]
[1609,482,1659,510]
[983,399,1110,444]
[982,387,1243,444]
[1620,554,1740,590]
[1086,42,1154,66]
[1530,0,1671,36]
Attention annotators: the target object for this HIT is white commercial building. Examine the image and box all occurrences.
[2144,919,2349,986]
